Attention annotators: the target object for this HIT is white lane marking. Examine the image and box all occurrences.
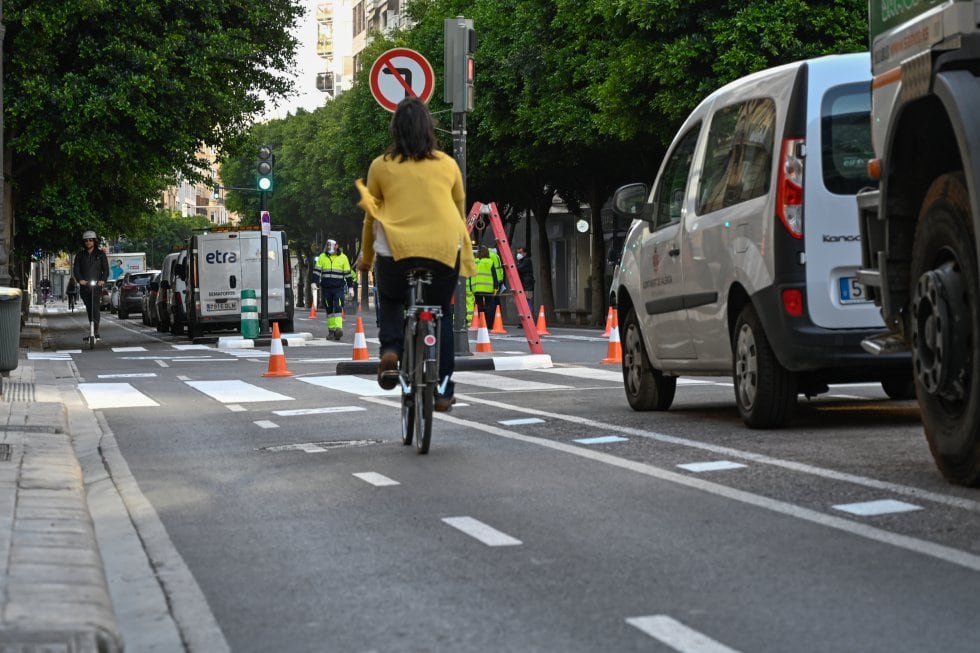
[833,499,923,516]
[353,472,400,487]
[227,405,247,412]
[678,378,728,386]
[290,357,358,363]
[171,344,212,350]
[499,417,545,426]
[360,396,980,572]
[626,615,740,653]
[441,517,522,547]
[79,383,160,409]
[28,352,72,360]
[298,443,328,453]
[273,406,366,416]
[678,461,747,473]
[537,367,623,382]
[575,435,629,445]
[298,375,399,397]
[254,420,278,429]
[176,375,191,381]
[97,373,158,379]
[222,349,270,358]
[156,359,168,368]
[185,380,294,403]
[111,346,147,352]
[448,394,980,514]
[452,371,569,392]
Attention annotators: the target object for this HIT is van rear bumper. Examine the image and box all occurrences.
[752,287,911,376]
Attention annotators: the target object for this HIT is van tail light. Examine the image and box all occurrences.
[777,137,804,239]
[782,288,804,317]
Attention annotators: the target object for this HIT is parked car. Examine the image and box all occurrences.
[116,270,159,320]
[608,52,911,429]
[158,251,187,334]
[99,282,112,311]
[142,271,162,326]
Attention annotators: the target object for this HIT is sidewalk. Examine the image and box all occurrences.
[0,314,123,651]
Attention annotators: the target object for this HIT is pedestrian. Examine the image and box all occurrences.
[37,277,52,304]
[468,245,498,322]
[314,239,351,340]
[71,231,109,339]
[355,96,476,412]
[516,246,535,316]
[66,277,79,312]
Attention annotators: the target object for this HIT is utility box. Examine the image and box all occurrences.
[0,287,23,373]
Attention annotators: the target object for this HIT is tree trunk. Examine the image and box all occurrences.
[532,189,556,321]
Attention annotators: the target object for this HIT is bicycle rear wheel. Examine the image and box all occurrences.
[414,321,435,454]
[400,320,414,446]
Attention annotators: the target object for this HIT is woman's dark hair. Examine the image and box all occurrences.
[385,97,440,162]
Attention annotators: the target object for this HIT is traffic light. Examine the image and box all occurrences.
[444,17,476,113]
[256,146,274,191]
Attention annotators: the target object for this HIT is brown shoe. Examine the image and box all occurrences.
[434,395,456,412]
[377,351,399,390]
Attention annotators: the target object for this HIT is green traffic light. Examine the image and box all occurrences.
[258,177,272,191]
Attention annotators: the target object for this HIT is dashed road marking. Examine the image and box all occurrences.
[185,380,294,403]
[626,615,740,653]
[254,420,278,429]
[575,435,628,445]
[452,371,570,392]
[79,383,159,409]
[353,472,400,487]
[273,406,366,416]
[97,373,158,379]
[441,516,522,547]
[498,417,545,426]
[677,461,747,473]
[833,499,923,516]
[298,375,399,397]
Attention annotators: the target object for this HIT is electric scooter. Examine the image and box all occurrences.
[86,280,99,350]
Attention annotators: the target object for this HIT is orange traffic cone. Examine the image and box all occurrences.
[309,303,317,319]
[600,309,622,364]
[475,311,493,353]
[263,322,294,377]
[490,305,507,334]
[351,316,369,361]
[536,305,551,336]
[469,307,480,331]
[602,306,614,337]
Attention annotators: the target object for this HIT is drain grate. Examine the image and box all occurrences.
[0,444,10,462]
[0,381,35,402]
[259,439,386,453]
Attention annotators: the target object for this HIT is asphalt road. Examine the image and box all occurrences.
[41,303,980,652]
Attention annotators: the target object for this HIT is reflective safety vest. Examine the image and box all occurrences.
[468,257,497,294]
[489,250,504,291]
[315,252,351,287]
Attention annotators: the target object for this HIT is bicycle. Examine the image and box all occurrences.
[398,269,443,454]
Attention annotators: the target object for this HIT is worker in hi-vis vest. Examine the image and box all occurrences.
[315,239,351,341]
[468,245,498,319]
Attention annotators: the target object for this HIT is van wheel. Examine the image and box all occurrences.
[881,376,916,400]
[621,308,676,411]
[910,172,980,486]
[732,305,797,428]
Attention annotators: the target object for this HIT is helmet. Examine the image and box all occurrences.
[82,230,97,240]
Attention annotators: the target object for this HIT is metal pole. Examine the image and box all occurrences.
[260,191,270,337]
[0,1,9,287]
[452,111,471,356]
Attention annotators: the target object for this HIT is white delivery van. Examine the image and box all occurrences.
[609,52,911,428]
[184,228,294,338]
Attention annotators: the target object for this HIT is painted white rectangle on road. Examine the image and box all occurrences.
[452,371,569,392]
[79,383,160,409]
[498,418,545,426]
[832,499,923,516]
[185,380,294,403]
[575,435,628,445]
[97,373,158,379]
[111,346,147,352]
[677,461,747,473]
[254,420,279,429]
[298,375,399,397]
[353,472,400,487]
[273,406,367,416]
[536,367,624,383]
[626,615,740,653]
[171,344,212,350]
[442,516,522,547]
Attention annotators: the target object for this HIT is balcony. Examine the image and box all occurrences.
[316,3,333,23]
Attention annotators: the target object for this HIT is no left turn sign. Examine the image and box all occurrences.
[369,48,435,112]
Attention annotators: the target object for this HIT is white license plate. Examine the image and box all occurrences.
[838,276,869,304]
[205,303,238,313]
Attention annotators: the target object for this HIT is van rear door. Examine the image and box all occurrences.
[239,231,286,314]
[196,232,243,321]
[802,54,883,329]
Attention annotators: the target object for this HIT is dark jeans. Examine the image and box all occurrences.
[80,283,101,327]
[376,255,459,393]
[320,281,345,315]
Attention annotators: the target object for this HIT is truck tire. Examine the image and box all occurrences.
[910,172,980,486]
[621,308,676,411]
[732,304,797,428]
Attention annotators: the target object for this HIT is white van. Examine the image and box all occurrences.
[609,52,910,428]
[185,228,294,338]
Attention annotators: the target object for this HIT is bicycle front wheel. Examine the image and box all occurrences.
[414,321,435,454]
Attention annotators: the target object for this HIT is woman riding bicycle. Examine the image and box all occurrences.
[356,97,476,412]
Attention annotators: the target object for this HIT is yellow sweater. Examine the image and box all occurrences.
[357,151,476,278]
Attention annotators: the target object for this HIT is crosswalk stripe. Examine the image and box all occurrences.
[185,380,294,403]
[79,383,160,409]
[297,375,399,397]
[452,371,569,391]
[536,367,622,382]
